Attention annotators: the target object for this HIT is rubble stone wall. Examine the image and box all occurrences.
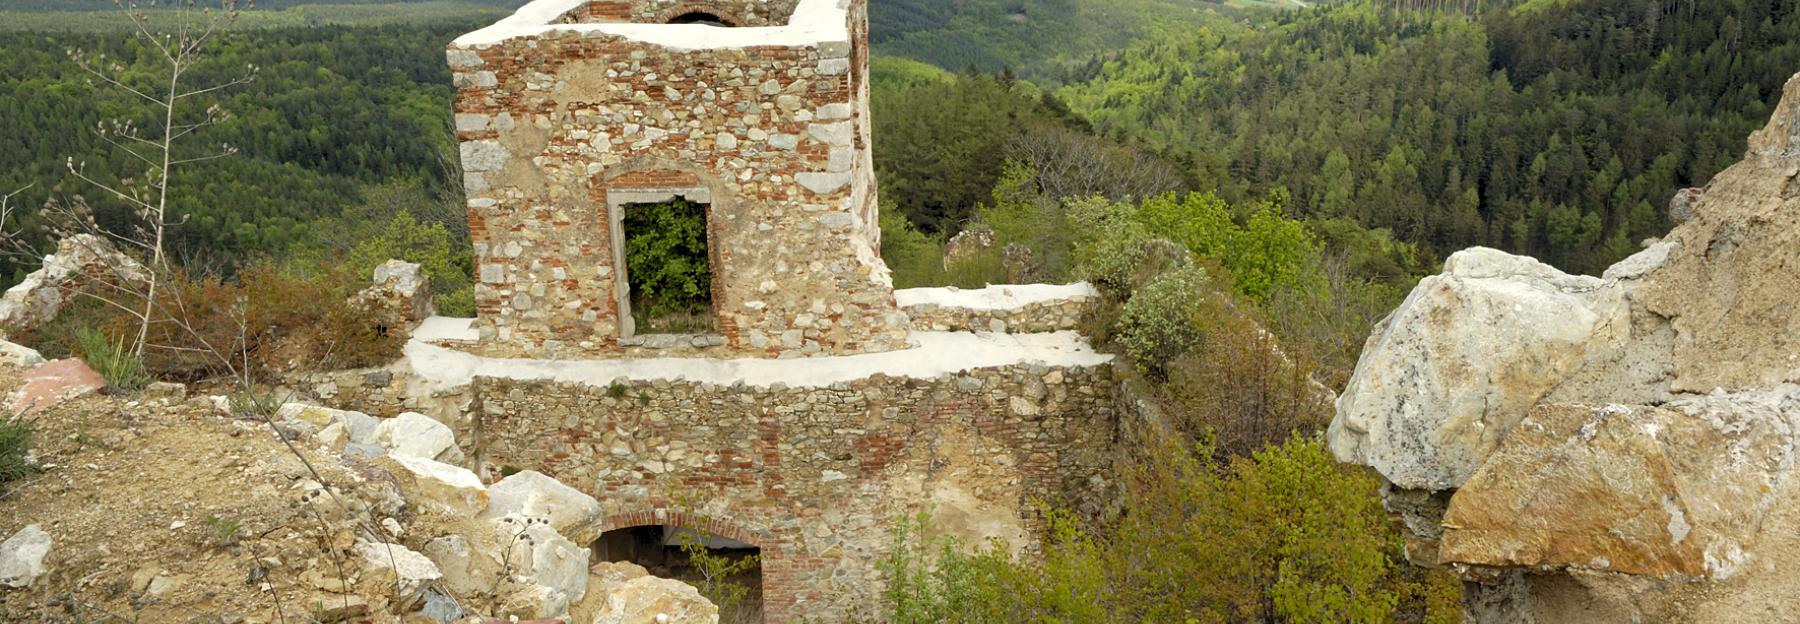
[450,0,905,360]
[901,297,1096,334]
[462,363,1120,621]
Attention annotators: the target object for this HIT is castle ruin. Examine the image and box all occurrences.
[286,1,1156,620]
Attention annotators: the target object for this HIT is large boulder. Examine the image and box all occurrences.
[0,524,51,589]
[1440,390,1800,579]
[584,561,719,624]
[278,403,380,444]
[0,340,44,369]
[372,412,456,460]
[431,516,591,619]
[388,454,488,517]
[480,470,604,544]
[1329,247,1630,491]
[0,234,149,338]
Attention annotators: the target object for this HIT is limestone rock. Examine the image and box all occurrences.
[279,403,380,444]
[1440,390,1800,579]
[355,539,443,593]
[1329,247,1629,490]
[373,412,456,460]
[588,572,718,624]
[1633,71,1800,393]
[0,340,44,368]
[481,470,604,543]
[0,234,150,338]
[388,454,488,517]
[0,524,51,589]
[489,518,591,619]
[1668,187,1704,225]
[9,358,108,415]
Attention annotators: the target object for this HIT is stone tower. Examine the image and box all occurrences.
[448,0,906,359]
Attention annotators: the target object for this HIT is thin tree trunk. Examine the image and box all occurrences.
[136,65,179,356]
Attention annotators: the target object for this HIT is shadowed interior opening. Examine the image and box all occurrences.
[669,11,733,26]
[596,524,762,623]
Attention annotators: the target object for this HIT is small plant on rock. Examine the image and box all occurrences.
[207,514,242,548]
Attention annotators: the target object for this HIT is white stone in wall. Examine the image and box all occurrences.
[797,172,853,194]
[807,122,854,147]
[460,140,510,172]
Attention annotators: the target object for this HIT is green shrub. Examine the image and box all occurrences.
[75,327,152,392]
[1112,265,1211,376]
[0,417,30,487]
[345,210,475,317]
[881,436,1444,623]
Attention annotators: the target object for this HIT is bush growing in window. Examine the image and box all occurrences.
[623,199,713,332]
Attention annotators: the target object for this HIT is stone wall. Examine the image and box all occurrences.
[462,363,1119,621]
[898,288,1099,334]
[450,0,906,359]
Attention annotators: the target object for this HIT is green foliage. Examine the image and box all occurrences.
[872,58,1176,237]
[206,514,242,548]
[1112,265,1212,376]
[879,206,949,289]
[881,437,1440,623]
[342,208,473,316]
[75,327,153,392]
[0,21,479,278]
[623,200,713,331]
[0,416,31,488]
[677,530,761,622]
[1057,0,1800,274]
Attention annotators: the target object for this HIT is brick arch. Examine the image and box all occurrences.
[598,508,771,551]
[651,5,745,27]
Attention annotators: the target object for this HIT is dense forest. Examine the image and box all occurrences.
[1058,0,1800,273]
[0,21,475,279]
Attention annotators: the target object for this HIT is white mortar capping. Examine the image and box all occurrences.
[894,283,1100,312]
[407,318,1112,391]
[454,0,853,51]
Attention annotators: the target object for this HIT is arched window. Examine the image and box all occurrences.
[668,11,733,26]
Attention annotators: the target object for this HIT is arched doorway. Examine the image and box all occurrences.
[595,513,764,623]
[668,11,734,26]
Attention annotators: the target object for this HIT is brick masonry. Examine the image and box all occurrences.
[449,0,906,360]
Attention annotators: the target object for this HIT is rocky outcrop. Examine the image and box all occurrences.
[1330,248,1630,491]
[0,234,149,338]
[1330,71,1800,622]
